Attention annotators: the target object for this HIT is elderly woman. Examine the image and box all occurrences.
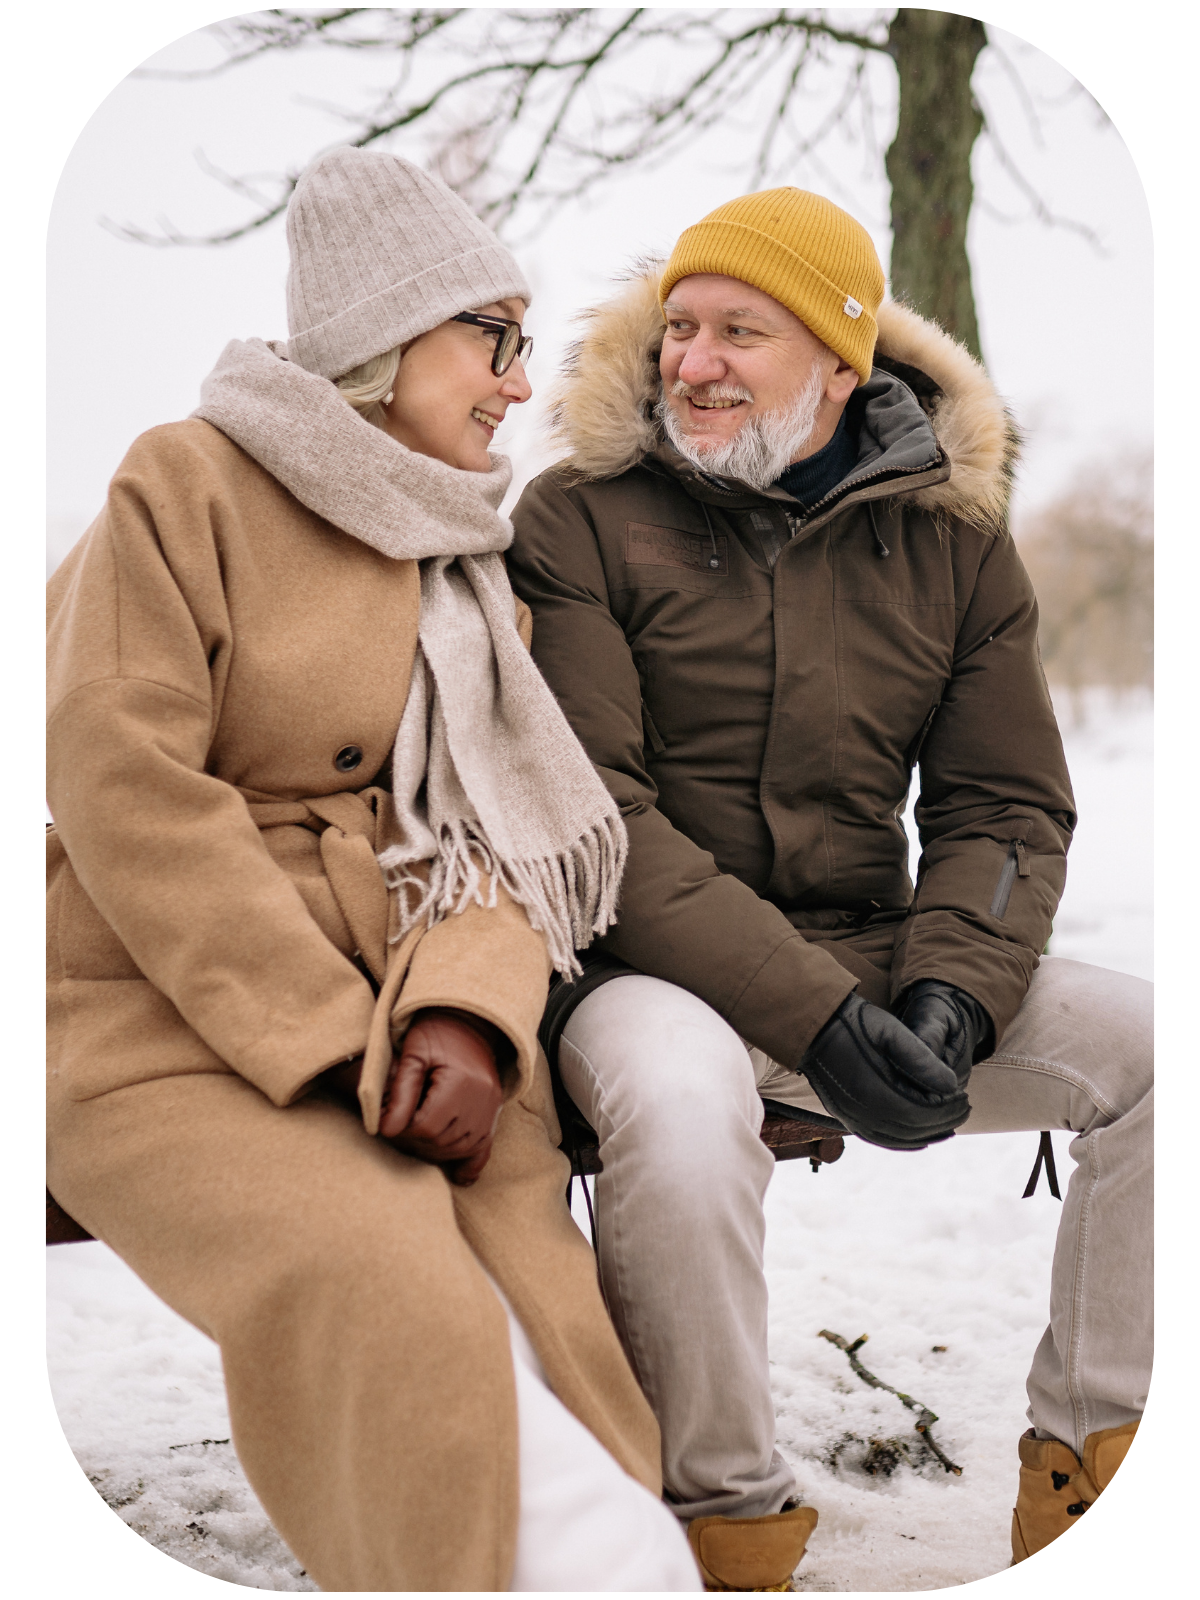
[46,148,699,1593]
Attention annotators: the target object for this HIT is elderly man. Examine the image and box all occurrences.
[507,189,1151,1589]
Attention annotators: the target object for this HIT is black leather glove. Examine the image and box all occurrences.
[800,993,971,1151]
[896,980,994,1088]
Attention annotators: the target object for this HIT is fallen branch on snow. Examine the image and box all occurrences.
[818,1330,963,1476]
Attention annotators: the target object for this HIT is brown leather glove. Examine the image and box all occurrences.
[323,1008,508,1186]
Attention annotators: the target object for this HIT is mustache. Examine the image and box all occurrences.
[669,379,755,405]
[656,365,826,491]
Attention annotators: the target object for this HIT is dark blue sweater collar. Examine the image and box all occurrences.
[773,409,860,509]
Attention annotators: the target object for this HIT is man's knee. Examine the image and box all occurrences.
[997,956,1153,1105]
[560,975,762,1148]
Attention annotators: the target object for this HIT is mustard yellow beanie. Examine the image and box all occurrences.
[659,188,885,385]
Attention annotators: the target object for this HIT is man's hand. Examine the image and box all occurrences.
[896,980,994,1086]
[321,1010,507,1186]
[800,993,971,1151]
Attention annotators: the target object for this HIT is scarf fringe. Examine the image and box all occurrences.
[378,813,628,978]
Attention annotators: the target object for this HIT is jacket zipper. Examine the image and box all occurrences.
[989,839,1030,920]
[789,454,944,529]
[658,452,944,537]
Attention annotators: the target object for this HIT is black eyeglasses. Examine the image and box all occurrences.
[452,312,533,376]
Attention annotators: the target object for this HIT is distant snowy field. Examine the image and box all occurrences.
[46,689,1152,1591]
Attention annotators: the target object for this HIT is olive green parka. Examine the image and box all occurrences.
[508,275,1075,1065]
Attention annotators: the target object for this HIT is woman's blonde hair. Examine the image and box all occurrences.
[335,345,405,429]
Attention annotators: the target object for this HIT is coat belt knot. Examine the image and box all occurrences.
[241,786,421,1132]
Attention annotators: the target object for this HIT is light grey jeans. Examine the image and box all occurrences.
[559,957,1152,1521]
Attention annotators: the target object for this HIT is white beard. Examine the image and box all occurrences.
[657,367,827,490]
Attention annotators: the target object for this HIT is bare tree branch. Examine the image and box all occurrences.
[819,1329,963,1476]
[106,10,899,246]
[104,0,1115,317]
[133,9,462,79]
[751,40,813,188]
[977,99,1108,254]
[985,39,1046,149]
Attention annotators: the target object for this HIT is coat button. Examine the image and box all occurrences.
[334,745,364,773]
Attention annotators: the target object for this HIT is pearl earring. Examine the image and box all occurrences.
[384,391,394,406]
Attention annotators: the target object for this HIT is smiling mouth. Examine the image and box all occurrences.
[688,398,745,410]
[471,406,503,431]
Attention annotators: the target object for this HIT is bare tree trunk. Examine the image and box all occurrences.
[885,9,987,360]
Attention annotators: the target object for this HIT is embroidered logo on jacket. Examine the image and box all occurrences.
[624,522,728,574]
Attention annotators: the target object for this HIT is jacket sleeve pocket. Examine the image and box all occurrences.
[988,837,1031,920]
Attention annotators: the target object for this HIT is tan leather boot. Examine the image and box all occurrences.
[686,1501,818,1591]
[1011,1421,1138,1562]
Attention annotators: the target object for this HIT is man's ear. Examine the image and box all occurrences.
[826,358,860,406]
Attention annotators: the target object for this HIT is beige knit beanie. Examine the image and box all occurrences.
[285,147,533,379]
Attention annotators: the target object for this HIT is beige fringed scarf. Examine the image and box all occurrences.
[195,337,625,975]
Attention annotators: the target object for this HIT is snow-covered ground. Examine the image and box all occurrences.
[45,689,1152,1591]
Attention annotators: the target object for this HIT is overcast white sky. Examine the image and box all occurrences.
[48,9,1151,566]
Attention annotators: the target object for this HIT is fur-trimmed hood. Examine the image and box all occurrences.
[544,264,1018,530]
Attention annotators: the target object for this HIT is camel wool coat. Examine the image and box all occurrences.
[46,419,661,1591]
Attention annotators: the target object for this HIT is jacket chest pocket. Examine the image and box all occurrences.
[625,520,728,575]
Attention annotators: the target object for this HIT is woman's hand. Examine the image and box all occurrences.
[379,1009,506,1186]
[318,1010,508,1184]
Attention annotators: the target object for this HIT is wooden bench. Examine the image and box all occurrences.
[46,1191,94,1245]
[557,1095,845,1177]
